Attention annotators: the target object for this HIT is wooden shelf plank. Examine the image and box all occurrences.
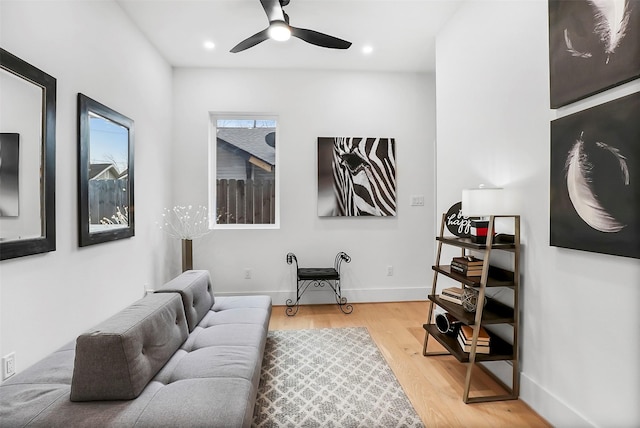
[428,295,514,324]
[436,236,516,251]
[423,324,514,363]
[432,265,515,288]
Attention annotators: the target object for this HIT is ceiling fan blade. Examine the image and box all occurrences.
[230,29,270,53]
[259,0,285,23]
[290,27,352,49]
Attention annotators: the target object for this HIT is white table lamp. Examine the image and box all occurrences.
[461,186,507,217]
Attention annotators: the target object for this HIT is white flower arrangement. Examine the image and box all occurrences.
[159,205,211,240]
[100,206,129,226]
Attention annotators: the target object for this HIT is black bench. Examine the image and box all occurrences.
[285,252,352,316]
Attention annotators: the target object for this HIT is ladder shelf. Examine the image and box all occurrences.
[422,213,521,403]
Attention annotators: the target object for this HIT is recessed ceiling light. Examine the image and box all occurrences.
[362,45,373,55]
[203,40,216,50]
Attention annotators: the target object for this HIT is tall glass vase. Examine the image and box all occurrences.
[182,239,193,272]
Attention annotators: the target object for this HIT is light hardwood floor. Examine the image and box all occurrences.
[269,302,550,428]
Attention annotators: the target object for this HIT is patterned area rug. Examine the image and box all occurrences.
[252,327,424,428]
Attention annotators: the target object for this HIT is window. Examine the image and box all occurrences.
[209,115,279,228]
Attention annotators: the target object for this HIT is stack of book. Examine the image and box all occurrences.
[457,325,491,354]
[440,287,463,305]
[450,256,484,277]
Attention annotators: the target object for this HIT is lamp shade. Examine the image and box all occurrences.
[461,187,507,217]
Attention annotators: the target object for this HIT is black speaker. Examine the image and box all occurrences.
[435,312,460,336]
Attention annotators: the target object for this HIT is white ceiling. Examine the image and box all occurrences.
[116,0,461,72]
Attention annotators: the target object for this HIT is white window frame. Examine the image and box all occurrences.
[208,112,280,230]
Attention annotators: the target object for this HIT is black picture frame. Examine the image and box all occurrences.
[78,93,135,246]
[0,48,56,261]
[550,91,640,259]
[549,0,640,108]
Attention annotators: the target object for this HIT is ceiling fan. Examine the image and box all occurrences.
[230,0,352,53]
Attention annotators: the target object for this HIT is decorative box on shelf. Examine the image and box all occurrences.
[470,219,489,243]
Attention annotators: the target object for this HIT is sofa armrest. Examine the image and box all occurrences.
[70,293,188,401]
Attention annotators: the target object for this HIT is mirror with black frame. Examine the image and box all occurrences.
[0,48,56,260]
[78,93,134,246]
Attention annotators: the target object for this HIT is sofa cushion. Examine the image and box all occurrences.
[200,306,271,328]
[2,383,163,428]
[134,378,255,428]
[1,345,74,387]
[0,384,70,426]
[169,346,262,385]
[70,293,188,402]
[211,295,272,312]
[190,323,267,350]
[155,270,215,332]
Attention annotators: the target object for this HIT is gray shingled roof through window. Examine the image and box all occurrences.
[217,127,275,166]
[89,163,119,180]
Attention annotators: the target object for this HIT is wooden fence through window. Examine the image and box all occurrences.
[216,179,275,224]
[89,179,128,224]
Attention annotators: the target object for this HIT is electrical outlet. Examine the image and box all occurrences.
[244,268,252,279]
[3,352,16,380]
[386,265,394,276]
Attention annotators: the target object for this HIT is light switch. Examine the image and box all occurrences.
[410,195,425,206]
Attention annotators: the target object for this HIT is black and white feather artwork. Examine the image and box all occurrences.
[550,92,640,259]
[563,28,593,58]
[589,0,631,62]
[565,135,629,233]
[549,0,640,107]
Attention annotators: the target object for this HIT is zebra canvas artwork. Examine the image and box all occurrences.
[317,137,396,217]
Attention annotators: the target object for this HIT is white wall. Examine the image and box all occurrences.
[171,68,436,304]
[0,0,173,373]
[435,1,640,427]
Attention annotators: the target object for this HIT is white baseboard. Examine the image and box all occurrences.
[214,287,427,306]
[520,373,595,427]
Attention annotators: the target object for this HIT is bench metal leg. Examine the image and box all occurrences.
[285,279,314,316]
[328,278,353,314]
[285,279,353,315]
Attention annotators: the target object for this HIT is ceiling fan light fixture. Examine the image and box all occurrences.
[230,0,351,53]
[268,20,291,41]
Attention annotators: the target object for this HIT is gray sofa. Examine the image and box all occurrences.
[0,270,272,427]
